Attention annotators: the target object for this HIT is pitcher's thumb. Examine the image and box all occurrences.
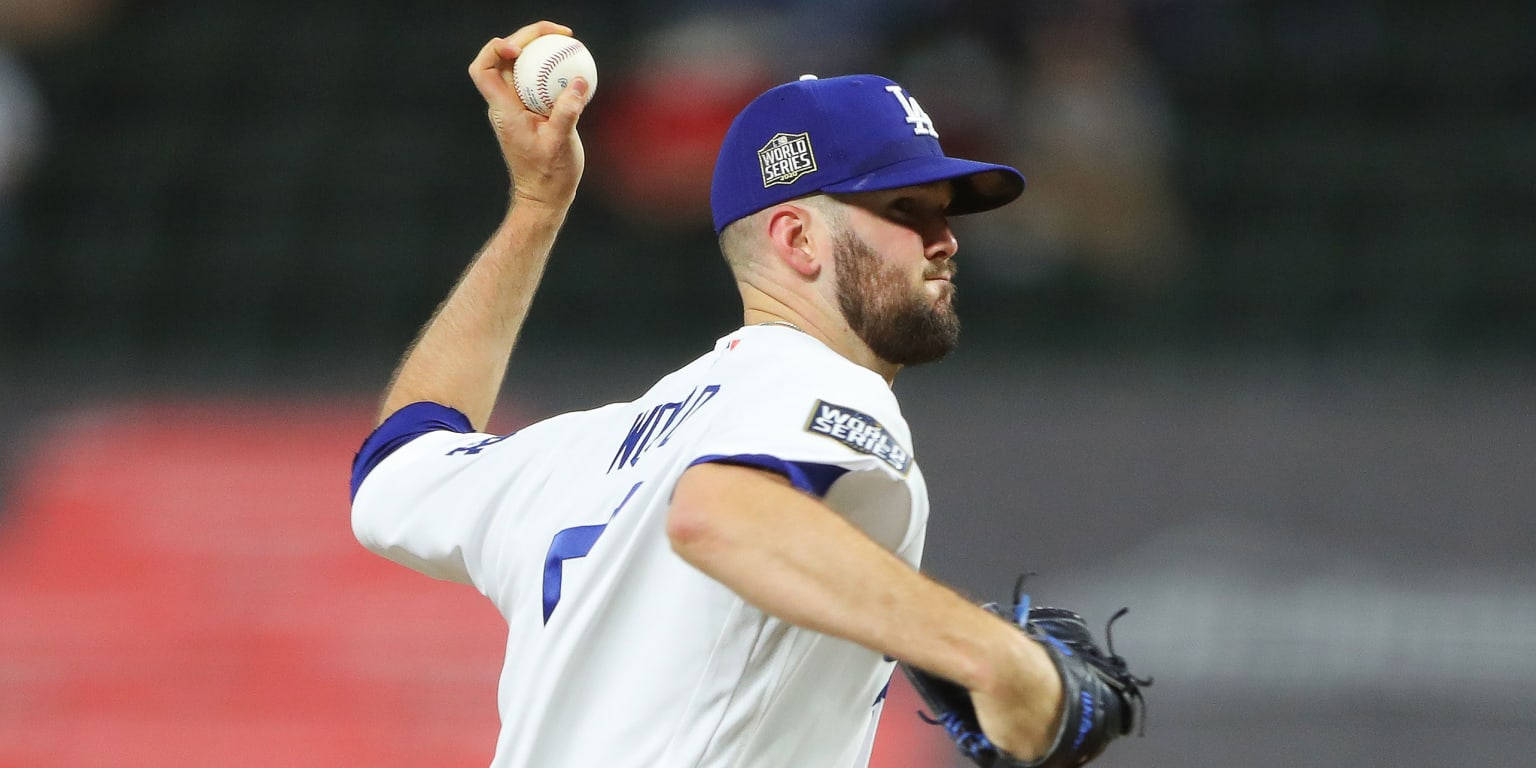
[548,77,589,133]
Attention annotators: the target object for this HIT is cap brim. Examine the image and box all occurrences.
[819,155,1025,215]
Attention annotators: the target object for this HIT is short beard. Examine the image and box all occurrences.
[834,228,960,367]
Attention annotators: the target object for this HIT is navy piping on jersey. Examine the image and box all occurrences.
[689,454,850,498]
[350,401,474,501]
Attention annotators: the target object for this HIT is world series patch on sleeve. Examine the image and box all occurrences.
[805,400,911,473]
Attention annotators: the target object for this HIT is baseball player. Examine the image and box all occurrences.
[351,20,1076,768]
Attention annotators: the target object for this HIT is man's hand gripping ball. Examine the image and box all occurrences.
[468,20,592,212]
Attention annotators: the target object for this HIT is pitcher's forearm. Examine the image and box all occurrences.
[378,22,589,428]
[379,201,568,427]
[668,464,1054,697]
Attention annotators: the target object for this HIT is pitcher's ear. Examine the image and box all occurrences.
[766,204,822,278]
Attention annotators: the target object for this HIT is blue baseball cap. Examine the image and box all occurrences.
[710,74,1025,233]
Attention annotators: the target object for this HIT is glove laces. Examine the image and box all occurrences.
[918,709,996,758]
[1016,573,1155,736]
[1102,606,1154,735]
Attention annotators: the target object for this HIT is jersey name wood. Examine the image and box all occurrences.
[608,384,722,472]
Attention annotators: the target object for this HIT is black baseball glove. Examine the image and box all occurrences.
[900,577,1151,768]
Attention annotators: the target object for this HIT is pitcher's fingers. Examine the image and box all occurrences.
[505,20,573,56]
[470,37,506,75]
[468,39,519,104]
[546,77,589,135]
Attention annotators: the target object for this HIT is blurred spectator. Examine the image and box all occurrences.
[0,49,41,259]
[977,1,1188,295]
[590,12,774,229]
[0,0,114,42]
[0,0,117,263]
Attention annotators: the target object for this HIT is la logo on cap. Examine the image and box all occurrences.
[757,132,818,187]
[885,85,938,138]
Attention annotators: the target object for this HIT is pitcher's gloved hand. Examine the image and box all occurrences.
[901,577,1152,767]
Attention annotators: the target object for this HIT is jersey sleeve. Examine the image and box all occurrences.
[350,401,475,501]
[686,367,917,550]
[349,401,512,588]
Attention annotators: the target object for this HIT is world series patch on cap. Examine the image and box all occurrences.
[709,74,1025,233]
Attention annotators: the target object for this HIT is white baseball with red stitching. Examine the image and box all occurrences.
[511,34,597,117]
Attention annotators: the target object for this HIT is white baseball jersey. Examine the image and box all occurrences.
[350,324,929,768]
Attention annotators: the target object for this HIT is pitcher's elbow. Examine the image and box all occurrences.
[665,497,713,560]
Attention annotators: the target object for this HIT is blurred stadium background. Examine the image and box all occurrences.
[2,1,1533,766]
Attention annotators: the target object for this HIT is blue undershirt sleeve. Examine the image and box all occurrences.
[350,401,475,501]
[688,453,851,498]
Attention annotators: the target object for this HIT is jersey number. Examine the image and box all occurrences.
[541,482,643,623]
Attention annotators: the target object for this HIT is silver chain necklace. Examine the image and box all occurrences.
[755,320,804,333]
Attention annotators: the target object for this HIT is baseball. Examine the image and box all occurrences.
[510,34,597,116]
